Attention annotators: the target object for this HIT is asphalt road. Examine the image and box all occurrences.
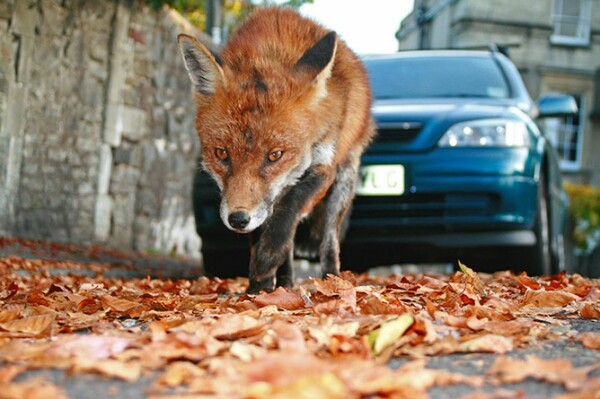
[1,238,599,398]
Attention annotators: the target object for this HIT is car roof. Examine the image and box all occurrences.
[363,50,497,60]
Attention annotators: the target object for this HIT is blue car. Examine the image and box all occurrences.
[341,49,576,275]
[192,48,576,277]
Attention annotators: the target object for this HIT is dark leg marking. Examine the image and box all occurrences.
[247,167,327,293]
[275,251,294,289]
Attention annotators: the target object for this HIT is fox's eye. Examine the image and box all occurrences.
[215,147,229,161]
[268,150,283,162]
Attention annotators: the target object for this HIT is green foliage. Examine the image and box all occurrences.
[146,0,206,11]
[145,0,314,35]
[565,183,600,255]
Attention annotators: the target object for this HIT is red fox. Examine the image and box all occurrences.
[178,7,374,293]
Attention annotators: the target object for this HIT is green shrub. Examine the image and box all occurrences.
[565,183,600,256]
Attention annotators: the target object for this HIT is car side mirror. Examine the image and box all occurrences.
[537,93,578,118]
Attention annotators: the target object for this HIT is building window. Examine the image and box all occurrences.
[550,0,592,46]
[543,94,585,170]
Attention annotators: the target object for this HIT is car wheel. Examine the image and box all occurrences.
[202,247,250,279]
[523,178,553,276]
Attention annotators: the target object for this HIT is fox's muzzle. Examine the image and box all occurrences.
[228,211,251,230]
[220,200,270,233]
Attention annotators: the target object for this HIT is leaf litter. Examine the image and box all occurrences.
[0,254,599,398]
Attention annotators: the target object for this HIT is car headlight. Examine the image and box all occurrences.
[438,119,530,147]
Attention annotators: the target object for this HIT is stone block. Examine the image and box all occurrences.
[97,144,112,195]
[11,0,39,37]
[103,103,122,147]
[38,0,67,36]
[94,193,112,241]
[110,164,141,194]
[120,105,148,142]
[0,1,13,20]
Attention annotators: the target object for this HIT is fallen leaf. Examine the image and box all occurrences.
[579,303,600,319]
[155,361,205,387]
[72,359,142,381]
[457,334,513,354]
[579,332,600,349]
[246,372,347,399]
[101,295,144,316]
[211,314,266,340]
[48,334,132,360]
[0,314,56,335]
[0,365,23,384]
[254,287,305,310]
[369,313,414,355]
[308,321,360,348]
[522,289,579,308]
[457,260,486,295]
[271,320,307,352]
[486,355,596,390]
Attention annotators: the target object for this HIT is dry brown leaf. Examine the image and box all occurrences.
[48,334,132,360]
[101,295,144,316]
[0,313,56,335]
[0,365,23,384]
[522,289,579,308]
[246,372,347,399]
[579,303,600,319]
[271,320,307,352]
[253,287,305,310]
[457,334,513,354]
[230,341,267,361]
[313,274,355,296]
[579,332,600,350]
[0,309,21,324]
[73,359,142,381]
[486,355,596,390]
[211,314,266,340]
[155,361,206,387]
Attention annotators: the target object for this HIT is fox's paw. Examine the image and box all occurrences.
[275,275,294,289]
[247,276,275,294]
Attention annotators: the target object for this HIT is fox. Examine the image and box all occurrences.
[178,7,374,294]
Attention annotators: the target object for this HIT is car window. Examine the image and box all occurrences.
[365,56,511,100]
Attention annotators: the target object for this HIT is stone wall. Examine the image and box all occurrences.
[0,0,212,258]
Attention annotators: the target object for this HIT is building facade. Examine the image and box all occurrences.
[396,0,600,185]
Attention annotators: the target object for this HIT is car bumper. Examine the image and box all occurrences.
[345,148,540,248]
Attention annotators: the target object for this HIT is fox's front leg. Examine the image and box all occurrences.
[247,167,330,294]
[320,158,360,278]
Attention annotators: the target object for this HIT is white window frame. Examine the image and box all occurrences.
[550,0,592,46]
[544,95,585,171]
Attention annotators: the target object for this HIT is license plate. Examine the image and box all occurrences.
[356,165,405,196]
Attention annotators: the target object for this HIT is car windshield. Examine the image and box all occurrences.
[365,56,511,100]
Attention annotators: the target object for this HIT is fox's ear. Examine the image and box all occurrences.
[178,34,225,95]
[294,31,337,100]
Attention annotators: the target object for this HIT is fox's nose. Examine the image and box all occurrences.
[228,211,251,230]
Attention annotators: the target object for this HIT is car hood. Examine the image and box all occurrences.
[372,98,526,120]
[369,98,528,152]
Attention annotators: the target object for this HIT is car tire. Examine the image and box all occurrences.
[202,247,250,279]
[523,178,553,276]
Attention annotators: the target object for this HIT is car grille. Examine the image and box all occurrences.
[351,193,498,221]
[373,122,422,144]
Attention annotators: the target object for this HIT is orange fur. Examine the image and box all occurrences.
[179,7,374,290]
